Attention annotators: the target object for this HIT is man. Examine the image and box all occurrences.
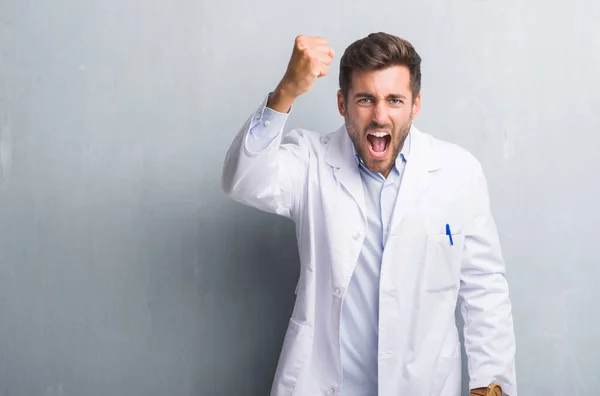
[222,32,517,396]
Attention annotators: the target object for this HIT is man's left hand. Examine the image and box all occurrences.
[470,383,503,396]
[470,389,487,396]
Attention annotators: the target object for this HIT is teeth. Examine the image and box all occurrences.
[368,131,390,137]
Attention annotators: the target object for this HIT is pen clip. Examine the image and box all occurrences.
[445,224,454,246]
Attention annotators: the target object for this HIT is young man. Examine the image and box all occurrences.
[222,32,517,396]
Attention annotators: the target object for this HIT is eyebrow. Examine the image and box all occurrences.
[354,93,408,100]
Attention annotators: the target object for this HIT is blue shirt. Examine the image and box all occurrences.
[246,102,410,396]
[340,136,409,396]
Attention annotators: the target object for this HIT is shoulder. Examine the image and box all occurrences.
[414,126,484,173]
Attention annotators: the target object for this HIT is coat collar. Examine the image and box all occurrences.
[325,123,441,230]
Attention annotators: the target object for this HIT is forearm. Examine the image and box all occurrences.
[221,94,308,219]
[460,161,517,395]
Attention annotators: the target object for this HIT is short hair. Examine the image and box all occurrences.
[339,32,422,101]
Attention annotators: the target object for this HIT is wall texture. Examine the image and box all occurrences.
[1,0,599,394]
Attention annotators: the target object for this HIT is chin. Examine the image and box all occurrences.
[365,159,392,174]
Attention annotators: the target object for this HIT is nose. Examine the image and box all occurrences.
[371,100,389,126]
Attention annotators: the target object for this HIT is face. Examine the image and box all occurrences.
[337,65,421,178]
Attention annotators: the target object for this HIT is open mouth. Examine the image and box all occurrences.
[366,131,391,158]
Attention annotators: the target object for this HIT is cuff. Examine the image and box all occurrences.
[245,93,291,153]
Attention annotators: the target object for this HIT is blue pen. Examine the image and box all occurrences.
[446,224,453,246]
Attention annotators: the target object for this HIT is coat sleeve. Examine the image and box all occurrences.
[458,160,518,396]
[221,95,310,221]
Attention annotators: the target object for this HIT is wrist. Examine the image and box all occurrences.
[267,83,297,113]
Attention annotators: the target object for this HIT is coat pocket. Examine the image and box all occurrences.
[423,231,464,294]
[270,319,314,396]
[430,352,461,396]
[430,330,461,395]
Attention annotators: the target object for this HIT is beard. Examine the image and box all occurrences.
[344,113,412,177]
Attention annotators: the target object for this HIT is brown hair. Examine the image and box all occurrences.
[339,32,422,102]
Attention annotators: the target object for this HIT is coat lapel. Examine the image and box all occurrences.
[324,124,441,243]
[325,126,366,223]
[388,126,441,239]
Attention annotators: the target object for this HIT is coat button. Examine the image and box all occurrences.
[333,287,343,297]
[352,231,361,240]
[327,387,337,395]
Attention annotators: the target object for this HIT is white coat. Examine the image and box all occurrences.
[221,97,517,396]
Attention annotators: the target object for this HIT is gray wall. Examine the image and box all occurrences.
[1,0,599,395]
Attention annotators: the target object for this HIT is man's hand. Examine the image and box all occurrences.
[470,383,503,395]
[267,35,335,113]
[470,388,487,396]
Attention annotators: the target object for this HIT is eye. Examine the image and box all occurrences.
[389,99,403,105]
[358,98,373,104]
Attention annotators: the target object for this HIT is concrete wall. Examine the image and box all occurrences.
[1,0,598,394]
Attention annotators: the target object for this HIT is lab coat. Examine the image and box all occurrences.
[221,97,517,396]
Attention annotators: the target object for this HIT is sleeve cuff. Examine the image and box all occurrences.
[245,93,291,153]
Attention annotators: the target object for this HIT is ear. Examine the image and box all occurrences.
[411,93,421,119]
[337,90,345,116]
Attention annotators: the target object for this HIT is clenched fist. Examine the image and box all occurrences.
[267,35,335,113]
